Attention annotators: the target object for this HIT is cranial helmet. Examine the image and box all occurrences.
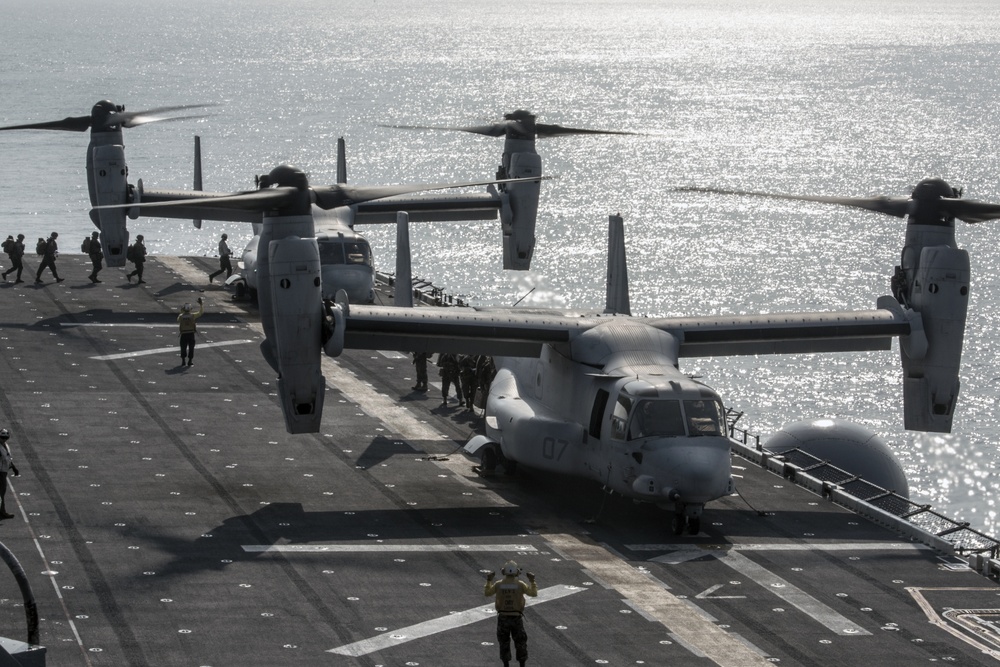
[502,560,520,577]
[182,303,192,312]
[0,428,9,439]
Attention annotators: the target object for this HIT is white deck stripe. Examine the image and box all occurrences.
[90,339,255,360]
[327,585,584,657]
[62,322,241,328]
[546,533,773,666]
[652,550,871,636]
[630,542,928,552]
[718,550,870,636]
[243,543,536,553]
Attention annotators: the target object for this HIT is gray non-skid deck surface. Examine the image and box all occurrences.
[0,255,998,666]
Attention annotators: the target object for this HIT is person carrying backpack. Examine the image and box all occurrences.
[126,234,147,284]
[1,234,25,283]
[34,232,63,284]
[86,231,103,283]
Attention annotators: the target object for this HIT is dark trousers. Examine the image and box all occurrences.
[180,332,196,361]
[128,260,144,281]
[0,471,9,514]
[90,255,103,279]
[2,257,22,280]
[496,615,528,664]
[209,255,233,281]
[36,256,59,280]
[441,372,463,402]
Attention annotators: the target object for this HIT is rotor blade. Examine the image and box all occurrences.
[379,122,507,137]
[676,186,912,218]
[93,187,299,211]
[942,198,1000,224]
[534,122,640,138]
[313,176,547,210]
[0,115,92,132]
[112,104,218,129]
[383,121,637,139]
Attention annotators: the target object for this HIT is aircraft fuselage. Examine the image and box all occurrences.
[482,320,734,524]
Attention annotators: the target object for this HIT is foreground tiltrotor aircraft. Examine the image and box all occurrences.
[332,178,1000,532]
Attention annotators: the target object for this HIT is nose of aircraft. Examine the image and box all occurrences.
[638,437,733,505]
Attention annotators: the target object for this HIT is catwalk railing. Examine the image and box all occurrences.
[727,421,1000,581]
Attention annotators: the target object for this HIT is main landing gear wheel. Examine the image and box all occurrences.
[480,447,498,476]
[671,513,701,535]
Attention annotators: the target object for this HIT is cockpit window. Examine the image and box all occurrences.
[611,395,631,439]
[684,399,725,436]
[319,241,373,267]
[627,399,685,439]
[319,242,345,265]
[344,242,372,266]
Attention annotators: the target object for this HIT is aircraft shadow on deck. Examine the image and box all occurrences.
[31,308,244,329]
[134,502,534,580]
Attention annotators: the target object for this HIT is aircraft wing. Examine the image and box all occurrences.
[352,192,501,224]
[130,189,264,223]
[659,307,912,357]
[342,299,915,358]
[123,190,502,225]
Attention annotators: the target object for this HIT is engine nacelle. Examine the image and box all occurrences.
[88,144,130,267]
[268,236,325,434]
[499,147,541,271]
[901,245,969,432]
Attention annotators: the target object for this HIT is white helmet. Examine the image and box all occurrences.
[502,560,520,576]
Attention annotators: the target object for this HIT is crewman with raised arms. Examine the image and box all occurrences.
[484,560,537,667]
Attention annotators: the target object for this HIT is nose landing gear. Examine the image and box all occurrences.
[671,509,701,536]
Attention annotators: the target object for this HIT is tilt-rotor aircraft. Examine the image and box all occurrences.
[0,100,213,266]
[222,107,633,304]
[0,101,549,434]
[329,178,1000,533]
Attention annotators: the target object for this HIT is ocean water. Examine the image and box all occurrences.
[2,0,999,534]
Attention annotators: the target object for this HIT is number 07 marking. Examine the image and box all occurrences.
[542,436,569,461]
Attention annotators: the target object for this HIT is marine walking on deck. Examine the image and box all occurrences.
[34,231,62,284]
[1,234,25,283]
[0,428,21,520]
[208,233,233,284]
[127,234,147,284]
[84,231,103,283]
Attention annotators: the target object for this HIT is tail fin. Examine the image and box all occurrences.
[394,211,414,307]
[193,135,203,229]
[337,137,347,185]
[604,214,630,315]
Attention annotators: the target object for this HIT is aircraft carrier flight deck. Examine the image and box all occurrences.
[1,254,999,666]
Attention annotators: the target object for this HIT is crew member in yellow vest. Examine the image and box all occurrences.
[484,560,537,667]
[178,297,204,367]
